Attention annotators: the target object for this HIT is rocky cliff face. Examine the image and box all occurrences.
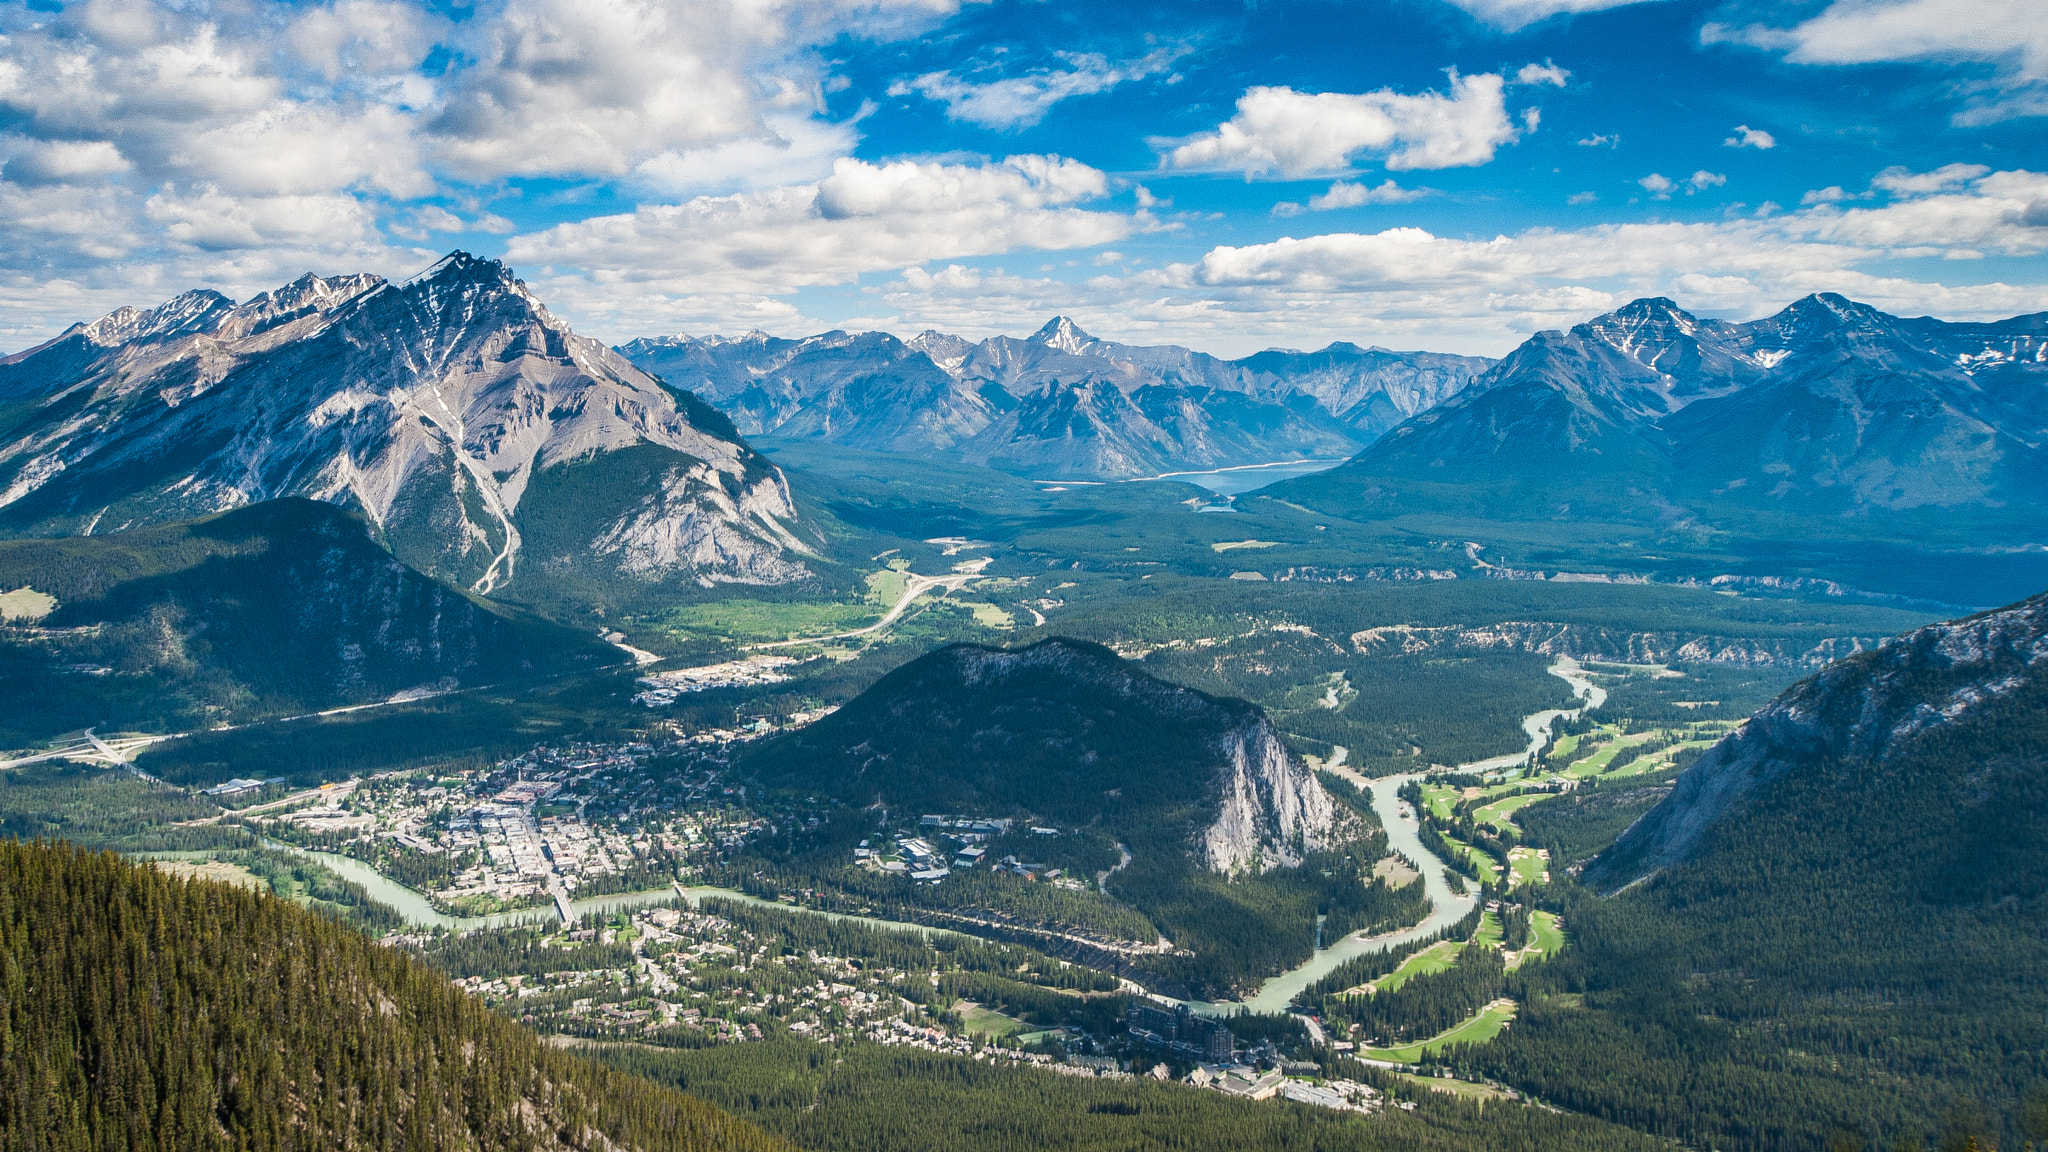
[748,636,1348,874]
[1588,590,2048,888]
[0,253,815,601]
[620,317,1491,479]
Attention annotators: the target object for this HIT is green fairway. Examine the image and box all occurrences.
[1506,847,1547,887]
[1365,1000,1519,1063]
[1374,940,1463,993]
[1473,792,1548,831]
[1528,910,1564,956]
[1470,909,1503,948]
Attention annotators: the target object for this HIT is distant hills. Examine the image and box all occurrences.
[1273,294,2048,531]
[620,319,1490,479]
[0,499,616,746]
[0,252,822,606]
[0,839,787,1152]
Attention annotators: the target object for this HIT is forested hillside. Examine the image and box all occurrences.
[1471,592,2048,1151]
[0,840,786,1152]
[0,499,617,746]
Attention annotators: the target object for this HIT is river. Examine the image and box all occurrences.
[275,659,1588,1016]
[268,840,965,938]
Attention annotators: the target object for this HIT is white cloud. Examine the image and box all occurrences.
[1568,191,1598,204]
[863,167,2048,356]
[892,48,1181,129]
[1515,60,1571,87]
[1703,0,2048,121]
[1164,73,1520,178]
[1276,178,1430,216]
[1870,162,1989,194]
[505,154,1139,331]
[1,140,132,186]
[1640,172,1676,198]
[1436,0,1666,33]
[1577,133,1619,147]
[1687,170,1727,193]
[1724,124,1776,148]
[633,112,866,197]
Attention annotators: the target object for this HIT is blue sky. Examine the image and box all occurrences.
[0,0,2043,355]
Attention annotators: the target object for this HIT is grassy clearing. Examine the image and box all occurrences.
[961,602,1015,629]
[0,586,57,621]
[1389,1072,1519,1102]
[1366,1000,1518,1063]
[149,858,264,891]
[656,599,881,642]
[956,1002,1030,1040]
[1470,909,1503,949]
[1528,910,1564,957]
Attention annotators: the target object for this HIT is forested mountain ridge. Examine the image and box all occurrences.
[746,637,1349,875]
[1590,587,2048,886]
[0,252,819,603]
[619,319,1490,479]
[0,499,618,747]
[0,839,788,1152]
[1274,294,2048,529]
[1473,590,2048,1150]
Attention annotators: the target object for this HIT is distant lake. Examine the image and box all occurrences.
[1138,458,1346,496]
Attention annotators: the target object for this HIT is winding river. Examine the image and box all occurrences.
[273,659,1594,1017]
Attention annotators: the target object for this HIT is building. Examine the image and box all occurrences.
[204,778,266,797]
[1126,1002,1234,1062]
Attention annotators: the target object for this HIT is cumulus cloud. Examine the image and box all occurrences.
[1703,0,2048,121]
[864,166,2048,355]
[1688,170,1728,193]
[1164,73,1520,178]
[1515,60,1571,87]
[1274,179,1429,215]
[0,0,966,343]
[505,155,1139,330]
[892,48,1182,129]
[1639,172,1676,198]
[1724,124,1776,148]
[1436,0,1664,32]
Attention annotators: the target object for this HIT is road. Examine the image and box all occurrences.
[747,569,981,650]
[0,728,174,772]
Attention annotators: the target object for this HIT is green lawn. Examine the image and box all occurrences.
[657,598,879,642]
[1365,1000,1519,1064]
[1374,940,1463,993]
[956,1003,1030,1041]
[1506,847,1547,887]
[1469,909,1503,949]
[1528,910,1564,957]
[1472,792,1547,832]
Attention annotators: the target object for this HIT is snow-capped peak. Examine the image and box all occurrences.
[1030,315,1097,353]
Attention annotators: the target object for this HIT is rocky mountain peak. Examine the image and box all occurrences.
[1030,315,1098,353]
[78,289,235,347]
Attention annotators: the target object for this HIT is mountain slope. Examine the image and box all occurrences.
[751,637,1345,875]
[0,253,817,602]
[1472,592,2048,1150]
[1277,294,2048,527]
[621,318,1490,479]
[0,498,616,747]
[734,638,1429,997]
[0,839,787,1152]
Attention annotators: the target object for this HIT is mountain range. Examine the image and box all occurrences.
[1274,294,2048,530]
[619,320,1490,479]
[0,253,820,608]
